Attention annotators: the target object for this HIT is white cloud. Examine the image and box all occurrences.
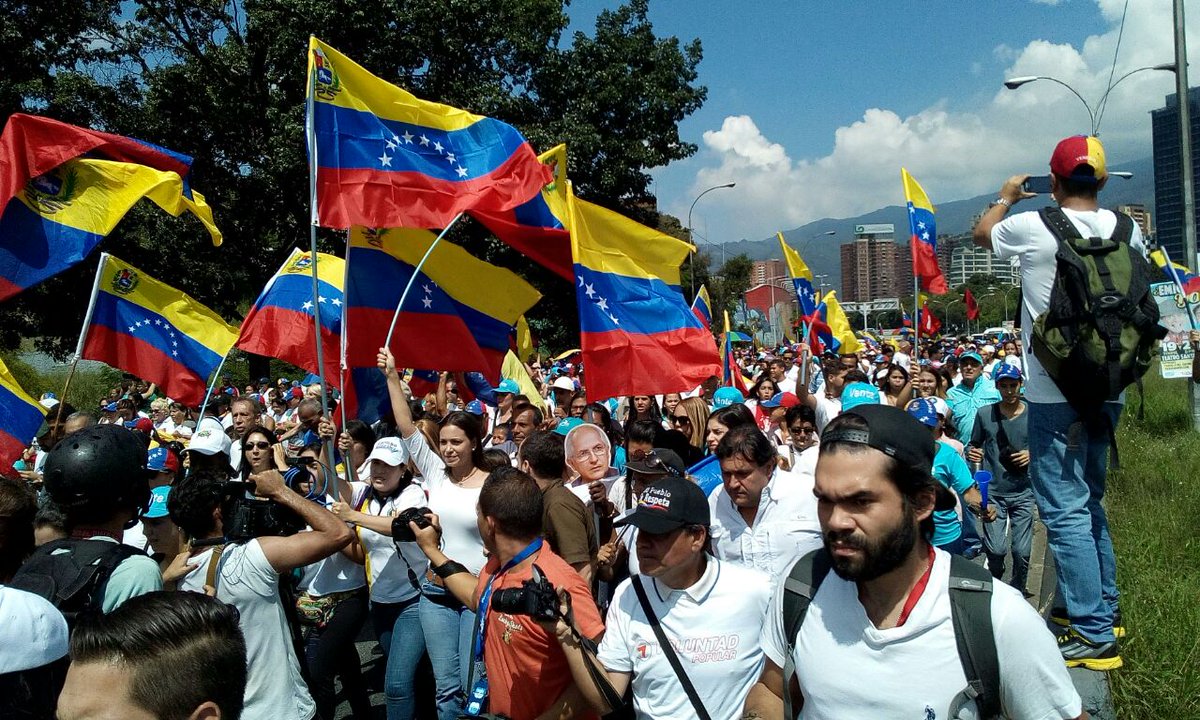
[675,0,1196,242]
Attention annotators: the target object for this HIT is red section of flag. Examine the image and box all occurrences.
[583,327,720,400]
[964,288,980,321]
[471,213,574,282]
[82,324,207,405]
[919,304,941,336]
[344,307,506,385]
[911,240,948,294]
[235,305,342,389]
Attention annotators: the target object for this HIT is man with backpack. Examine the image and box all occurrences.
[741,405,1082,720]
[972,135,1162,670]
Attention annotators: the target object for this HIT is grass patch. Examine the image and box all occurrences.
[0,352,124,416]
[1108,369,1200,718]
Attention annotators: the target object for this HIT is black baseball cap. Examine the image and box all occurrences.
[822,404,957,511]
[614,475,709,534]
[624,449,686,477]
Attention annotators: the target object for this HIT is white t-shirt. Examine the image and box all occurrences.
[181,540,316,720]
[298,493,369,598]
[709,466,821,583]
[598,560,771,720]
[991,207,1145,403]
[402,432,487,575]
[761,547,1082,719]
[893,351,912,372]
[346,481,427,603]
[813,395,841,433]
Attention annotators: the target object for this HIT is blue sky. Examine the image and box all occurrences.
[567,0,1195,246]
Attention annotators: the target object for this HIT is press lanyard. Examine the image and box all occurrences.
[473,537,543,660]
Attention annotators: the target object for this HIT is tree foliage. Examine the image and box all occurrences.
[1,0,705,356]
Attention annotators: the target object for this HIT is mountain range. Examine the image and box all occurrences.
[715,156,1156,292]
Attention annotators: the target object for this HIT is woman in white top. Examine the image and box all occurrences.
[331,434,428,720]
[293,443,372,720]
[379,348,490,720]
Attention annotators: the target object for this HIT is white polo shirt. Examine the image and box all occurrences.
[598,559,771,720]
[761,547,1082,719]
[709,463,822,583]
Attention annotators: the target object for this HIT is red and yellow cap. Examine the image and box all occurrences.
[1050,135,1106,184]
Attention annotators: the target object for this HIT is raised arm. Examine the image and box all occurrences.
[252,469,354,573]
[973,175,1036,251]
[378,347,418,438]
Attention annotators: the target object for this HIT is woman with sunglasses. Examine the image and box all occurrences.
[671,396,709,452]
[378,347,489,720]
[240,426,281,481]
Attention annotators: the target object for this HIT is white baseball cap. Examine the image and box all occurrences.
[0,586,69,673]
[929,396,950,418]
[551,376,575,392]
[365,436,409,467]
[187,417,231,457]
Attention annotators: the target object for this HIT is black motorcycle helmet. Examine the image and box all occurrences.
[43,424,152,525]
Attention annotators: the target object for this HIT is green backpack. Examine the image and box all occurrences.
[1032,207,1166,419]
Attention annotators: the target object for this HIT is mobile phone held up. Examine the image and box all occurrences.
[1022,175,1053,194]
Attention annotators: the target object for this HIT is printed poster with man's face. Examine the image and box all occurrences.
[1151,282,1197,379]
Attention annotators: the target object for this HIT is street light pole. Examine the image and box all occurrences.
[1172,0,1200,431]
[1004,63,1175,136]
[687,182,736,297]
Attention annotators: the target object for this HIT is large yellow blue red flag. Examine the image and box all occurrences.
[472,143,573,281]
[0,158,221,302]
[0,355,44,473]
[778,232,818,316]
[342,227,541,423]
[901,168,947,295]
[691,285,713,330]
[1150,248,1200,296]
[568,187,720,400]
[307,37,551,230]
[823,291,863,354]
[79,253,239,405]
[236,249,345,386]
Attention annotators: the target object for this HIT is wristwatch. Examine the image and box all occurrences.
[992,198,1012,209]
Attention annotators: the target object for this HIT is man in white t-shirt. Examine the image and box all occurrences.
[710,424,820,581]
[168,465,354,720]
[742,405,1083,720]
[973,135,1133,670]
[551,475,772,720]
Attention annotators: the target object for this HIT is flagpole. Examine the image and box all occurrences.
[58,253,109,424]
[337,230,352,501]
[1159,246,1200,332]
[382,212,465,348]
[193,352,231,429]
[306,36,338,500]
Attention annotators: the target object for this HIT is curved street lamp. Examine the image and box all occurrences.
[1003,63,1175,136]
[687,182,736,296]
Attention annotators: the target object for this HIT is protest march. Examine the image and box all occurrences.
[1,5,1199,720]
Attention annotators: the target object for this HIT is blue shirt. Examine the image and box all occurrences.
[930,442,975,547]
[946,376,1001,444]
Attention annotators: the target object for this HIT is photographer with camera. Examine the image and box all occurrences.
[410,465,604,720]
[168,437,353,720]
[549,475,771,720]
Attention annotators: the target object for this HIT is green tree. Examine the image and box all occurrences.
[0,0,705,357]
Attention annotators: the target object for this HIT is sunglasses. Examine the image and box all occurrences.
[246,441,273,450]
[671,415,691,426]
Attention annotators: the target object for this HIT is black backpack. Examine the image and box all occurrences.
[780,549,1001,719]
[1032,207,1166,420]
[9,538,145,625]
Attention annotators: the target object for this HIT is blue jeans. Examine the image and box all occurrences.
[980,490,1036,594]
[370,596,424,720]
[1027,401,1121,643]
[418,581,477,720]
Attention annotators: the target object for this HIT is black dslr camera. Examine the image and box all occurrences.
[221,480,306,542]
[490,565,560,621]
[391,506,433,542]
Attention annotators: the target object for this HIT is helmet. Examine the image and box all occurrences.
[43,424,151,516]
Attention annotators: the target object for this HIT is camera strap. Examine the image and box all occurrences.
[631,576,712,720]
[474,537,543,661]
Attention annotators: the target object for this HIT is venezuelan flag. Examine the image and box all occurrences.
[472,144,573,281]
[1150,249,1200,296]
[778,232,818,316]
[0,113,200,212]
[569,186,720,400]
[0,355,44,473]
[721,310,750,395]
[308,38,551,230]
[901,169,947,295]
[691,285,713,330]
[235,248,344,385]
[79,254,239,405]
[0,158,221,302]
[824,292,862,353]
[344,227,541,382]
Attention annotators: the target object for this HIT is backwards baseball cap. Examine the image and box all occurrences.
[824,404,956,511]
[624,449,686,477]
[147,446,179,474]
[993,363,1023,382]
[906,398,939,428]
[1050,135,1107,184]
[840,382,880,412]
[614,475,709,534]
[760,391,800,409]
[494,379,520,395]
[143,486,172,519]
[712,386,745,410]
[365,436,409,467]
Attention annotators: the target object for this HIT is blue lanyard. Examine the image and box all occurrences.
[474,537,543,660]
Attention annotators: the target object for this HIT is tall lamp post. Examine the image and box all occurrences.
[687,182,736,296]
[1172,0,1199,431]
[1004,63,1175,135]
